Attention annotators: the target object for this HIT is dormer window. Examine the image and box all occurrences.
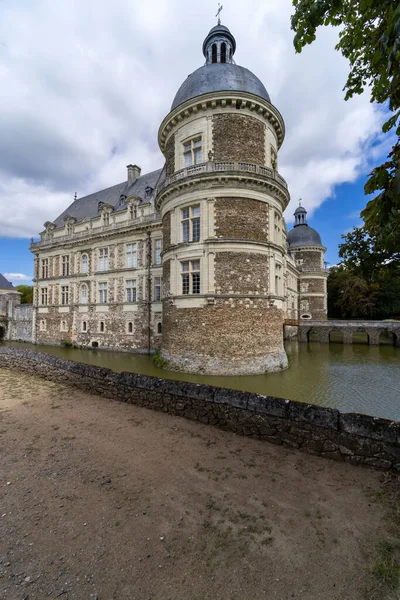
[144,186,153,199]
[103,212,110,226]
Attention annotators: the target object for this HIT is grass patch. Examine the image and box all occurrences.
[371,541,400,589]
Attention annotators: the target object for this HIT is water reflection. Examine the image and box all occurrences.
[2,340,400,421]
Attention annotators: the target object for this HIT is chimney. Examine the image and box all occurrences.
[127,164,141,184]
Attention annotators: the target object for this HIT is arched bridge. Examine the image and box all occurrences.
[298,321,400,347]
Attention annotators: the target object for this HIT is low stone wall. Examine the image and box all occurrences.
[0,346,399,472]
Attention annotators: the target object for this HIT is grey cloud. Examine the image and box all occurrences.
[0,0,385,237]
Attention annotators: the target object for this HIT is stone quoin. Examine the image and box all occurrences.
[29,23,327,375]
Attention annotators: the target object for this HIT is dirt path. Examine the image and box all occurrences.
[0,368,399,600]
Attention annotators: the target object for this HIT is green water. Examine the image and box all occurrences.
[2,340,400,421]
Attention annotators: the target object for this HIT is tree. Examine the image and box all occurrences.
[16,285,33,304]
[327,227,400,319]
[291,0,400,253]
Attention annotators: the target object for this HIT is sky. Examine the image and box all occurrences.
[0,0,390,284]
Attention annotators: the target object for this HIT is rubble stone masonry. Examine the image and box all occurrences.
[215,197,269,242]
[161,300,287,375]
[165,135,175,177]
[1,347,398,472]
[212,114,266,164]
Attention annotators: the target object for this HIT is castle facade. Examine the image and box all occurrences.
[30,24,327,375]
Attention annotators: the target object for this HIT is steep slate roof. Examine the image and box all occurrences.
[53,168,163,228]
[0,274,16,290]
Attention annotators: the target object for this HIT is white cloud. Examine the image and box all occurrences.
[0,0,387,237]
[3,273,32,282]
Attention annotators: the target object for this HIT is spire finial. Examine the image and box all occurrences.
[74,192,77,201]
[298,198,302,207]
[216,3,223,25]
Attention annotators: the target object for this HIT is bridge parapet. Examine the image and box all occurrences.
[298,320,400,346]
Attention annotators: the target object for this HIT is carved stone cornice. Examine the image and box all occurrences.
[158,91,285,150]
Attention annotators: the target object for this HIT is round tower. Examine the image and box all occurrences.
[287,205,327,320]
[156,24,290,375]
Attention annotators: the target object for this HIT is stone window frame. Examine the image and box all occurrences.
[98,281,108,304]
[60,320,68,332]
[157,322,162,335]
[41,258,49,279]
[300,300,310,312]
[154,238,162,265]
[98,247,109,272]
[125,279,137,303]
[183,136,203,167]
[39,319,46,331]
[301,283,309,293]
[81,321,88,333]
[99,321,105,333]
[81,254,88,274]
[181,259,201,295]
[40,287,48,306]
[81,283,88,305]
[127,321,134,334]
[61,255,70,277]
[154,276,161,302]
[61,285,69,305]
[126,243,137,269]
[274,262,283,296]
[181,205,200,243]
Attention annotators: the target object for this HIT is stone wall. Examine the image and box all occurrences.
[212,114,266,164]
[10,304,33,342]
[215,252,269,295]
[0,346,399,472]
[162,212,171,249]
[161,299,287,375]
[215,197,269,242]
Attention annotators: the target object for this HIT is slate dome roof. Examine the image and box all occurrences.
[287,225,322,248]
[171,63,271,110]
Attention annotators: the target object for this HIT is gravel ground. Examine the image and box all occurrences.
[0,368,398,600]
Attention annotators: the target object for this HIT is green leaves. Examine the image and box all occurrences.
[291,0,400,254]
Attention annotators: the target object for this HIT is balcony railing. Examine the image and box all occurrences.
[30,214,160,250]
[159,161,288,191]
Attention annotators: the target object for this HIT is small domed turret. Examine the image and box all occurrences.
[287,204,323,248]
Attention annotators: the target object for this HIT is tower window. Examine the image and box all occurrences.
[98,282,108,304]
[221,42,226,63]
[126,279,137,303]
[212,43,217,63]
[81,284,88,304]
[183,137,202,167]
[81,254,88,274]
[181,205,200,242]
[82,321,87,332]
[157,322,162,334]
[99,321,105,333]
[128,322,133,334]
[181,260,201,295]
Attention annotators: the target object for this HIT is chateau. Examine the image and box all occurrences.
[30,23,327,375]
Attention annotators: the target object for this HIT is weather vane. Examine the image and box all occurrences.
[298,198,302,206]
[216,3,223,25]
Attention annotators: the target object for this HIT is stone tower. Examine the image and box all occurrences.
[156,23,290,375]
[287,205,327,320]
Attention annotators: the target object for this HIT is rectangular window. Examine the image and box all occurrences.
[81,285,88,305]
[126,243,137,268]
[275,264,282,296]
[41,258,49,279]
[98,282,108,304]
[98,248,109,271]
[126,279,137,303]
[154,277,161,302]
[154,239,162,265]
[61,285,69,305]
[181,260,200,295]
[41,288,48,306]
[183,137,202,167]
[181,205,200,243]
[62,255,70,277]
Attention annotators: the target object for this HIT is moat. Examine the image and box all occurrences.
[2,339,399,422]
